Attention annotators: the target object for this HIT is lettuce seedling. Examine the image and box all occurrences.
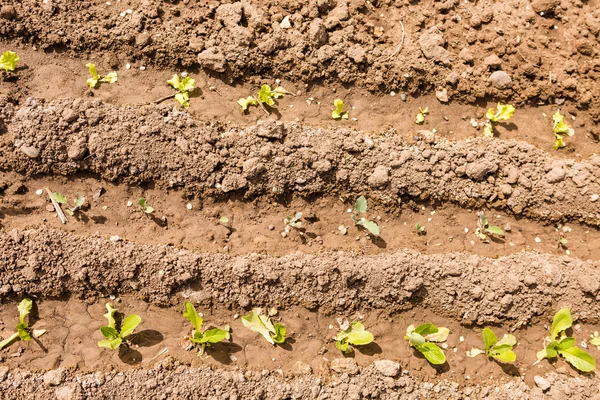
[483,103,515,137]
[50,192,85,216]
[86,63,118,88]
[241,308,286,345]
[238,84,289,114]
[536,308,595,372]
[183,302,230,356]
[238,96,259,112]
[467,328,517,363]
[332,99,349,120]
[475,212,503,242]
[0,51,19,72]
[416,223,426,235]
[405,323,449,365]
[0,299,47,350]
[335,321,374,353]
[552,110,574,150]
[167,74,196,108]
[138,197,154,214]
[283,212,303,237]
[351,196,380,236]
[415,107,429,125]
[98,303,142,350]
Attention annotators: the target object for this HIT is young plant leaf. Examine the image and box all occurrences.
[416,342,446,364]
[50,192,68,205]
[199,327,230,344]
[553,134,565,150]
[335,321,374,352]
[100,326,119,340]
[85,63,100,88]
[332,99,348,120]
[558,346,595,372]
[482,327,497,351]
[486,103,515,122]
[415,107,429,125]
[553,111,572,135]
[486,226,504,235]
[120,314,142,338]
[18,298,32,325]
[425,327,449,342]
[272,323,286,344]
[238,96,259,112]
[183,302,203,333]
[168,74,195,108]
[241,308,281,345]
[551,308,572,341]
[355,196,367,213]
[175,92,190,108]
[482,121,494,138]
[258,85,276,106]
[0,51,20,72]
[101,71,118,84]
[360,220,380,236]
[98,337,122,350]
[413,323,438,336]
[104,303,118,329]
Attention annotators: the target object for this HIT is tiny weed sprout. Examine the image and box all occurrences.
[219,216,229,224]
[50,192,85,216]
[416,223,426,235]
[332,99,349,120]
[536,308,595,372]
[475,212,504,242]
[167,74,196,108]
[559,237,568,248]
[467,328,517,363]
[405,323,449,365]
[183,302,230,356]
[98,303,142,350]
[552,110,574,150]
[335,321,374,353]
[241,308,286,345]
[138,197,154,214]
[590,332,600,349]
[415,107,429,125]
[0,50,19,72]
[351,196,380,236]
[483,103,515,138]
[238,84,289,114]
[283,212,303,236]
[0,299,46,350]
[86,63,117,89]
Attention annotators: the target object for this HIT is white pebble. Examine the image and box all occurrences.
[140,66,146,71]
[110,235,122,242]
[36,189,43,195]
[126,63,131,69]
[186,203,193,210]
[127,201,132,207]
[390,91,396,97]
[535,237,541,243]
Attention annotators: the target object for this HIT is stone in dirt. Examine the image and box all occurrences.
[418,28,451,66]
[368,166,389,188]
[309,19,328,47]
[43,368,66,386]
[330,358,359,375]
[531,0,559,14]
[197,47,227,73]
[374,360,400,377]
[465,160,498,181]
[253,120,285,140]
[436,88,449,103]
[489,71,512,89]
[534,376,551,391]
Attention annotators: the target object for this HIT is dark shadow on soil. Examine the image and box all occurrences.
[130,330,164,347]
[356,342,383,356]
[496,360,520,376]
[118,345,143,364]
[209,342,243,365]
[280,337,296,351]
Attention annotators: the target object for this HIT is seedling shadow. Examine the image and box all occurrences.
[208,342,243,365]
[90,215,108,224]
[279,337,295,351]
[118,345,143,365]
[371,236,387,249]
[356,342,382,356]
[495,360,520,376]
[497,122,518,133]
[488,235,506,244]
[129,330,164,347]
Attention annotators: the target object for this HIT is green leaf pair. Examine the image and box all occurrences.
[167,74,196,108]
[415,107,429,125]
[351,196,380,236]
[0,50,19,72]
[50,192,85,216]
[483,103,515,137]
[138,197,154,214]
[335,321,374,353]
[475,211,503,241]
[481,328,517,363]
[86,63,118,89]
[98,303,142,350]
[537,308,595,372]
[332,99,349,120]
[552,111,574,150]
[0,299,34,350]
[241,308,286,345]
[238,85,288,113]
[405,323,449,365]
[183,302,230,355]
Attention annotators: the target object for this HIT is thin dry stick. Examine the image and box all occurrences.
[255,96,271,115]
[152,94,175,104]
[381,20,406,62]
[45,188,68,224]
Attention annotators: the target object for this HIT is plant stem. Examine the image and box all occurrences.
[0,332,20,351]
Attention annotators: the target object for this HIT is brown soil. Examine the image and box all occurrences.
[1,0,600,398]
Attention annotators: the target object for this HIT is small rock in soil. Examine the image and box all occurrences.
[591,194,599,202]
[291,361,312,375]
[54,384,77,400]
[489,71,512,89]
[309,19,328,47]
[368,166,389,188]
[531,0,559,14]
[436,88,449,103]
[61,108,78,123]
[418,28,451,66]
[20,146,40,158]
[534,375,551,391]
[253,120,285,140]
[465,160,498,181]
[482,54,502,70]
[43,368,65,386]
[374,360,400,377]
[330,358,359,375]
[197,47,227,73]
[0,366,8,382]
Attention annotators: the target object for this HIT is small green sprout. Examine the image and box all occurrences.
[219,216,229,224]
[475,212,504,242]
[559,237,568,248]
[241,308,286,345]
[536,308,595,372]
[590,332,600,348]
[138,197,154,214]
[183,302,230,356]
[0,299,46,350]
[415,107,429,124]
[351,196,380,236]
[335,321,374,353]
[98,303,142,350]
[283,212,303,237]
[237,96,259,112]
[483,103,515,137]
[467,328,517,363]
[50,192,85,216]
[332,99,349,120]
[86,63,118,88]
[238,84,289,114]
[167,74,196,108]
[416,223,426,235]
[552,110,574,150]
[0,51,19,72]
[405,323,449,365]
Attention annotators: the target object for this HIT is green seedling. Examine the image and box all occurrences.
[416,223,426,235]
[183,302,230,356]
[536,308,595,372]
[86,63,117,88]
[483,103,515,137]
[50,192,85,216]
[405,323,449,365]
[167,74,196,108]
[415,107,429,124]
[138,197,154,214]
[335,321,374,353]
[98,303,142,350]
[351,196,380,236]
[238,84,289,114]
[559,237,568,248]
[241,308,286,345]
[0,50,19,72]
[475,212,504,242]
[332,99,349,120]
[219,216,229,224]
[0,299,46,350]
[590,332,600,348]
[467,328,517,363]
[283,212,303,237]
[552,110,574,150]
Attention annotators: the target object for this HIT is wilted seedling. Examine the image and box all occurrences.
[552,110,574,150]
[86,63,118,89]
[335,321,374,353]
[283,212,303,237]
[405,323,449,365]
[167,74,196,108]
[536,308,595,372]
[0,50,19,72]
[241,308,286,345]
[50,192,85,216]
[238,84,289,114]
[332,99,349,120]
[183,302,230,356]
[138,197,154,214]
[416,223,426,235]
[467,328,517,363]
[475,212,504,242]
[98,303,142,350]
[351,196,380,236]
[415,107,429,124]
[483,103,515,137]
[0,299,46,351]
